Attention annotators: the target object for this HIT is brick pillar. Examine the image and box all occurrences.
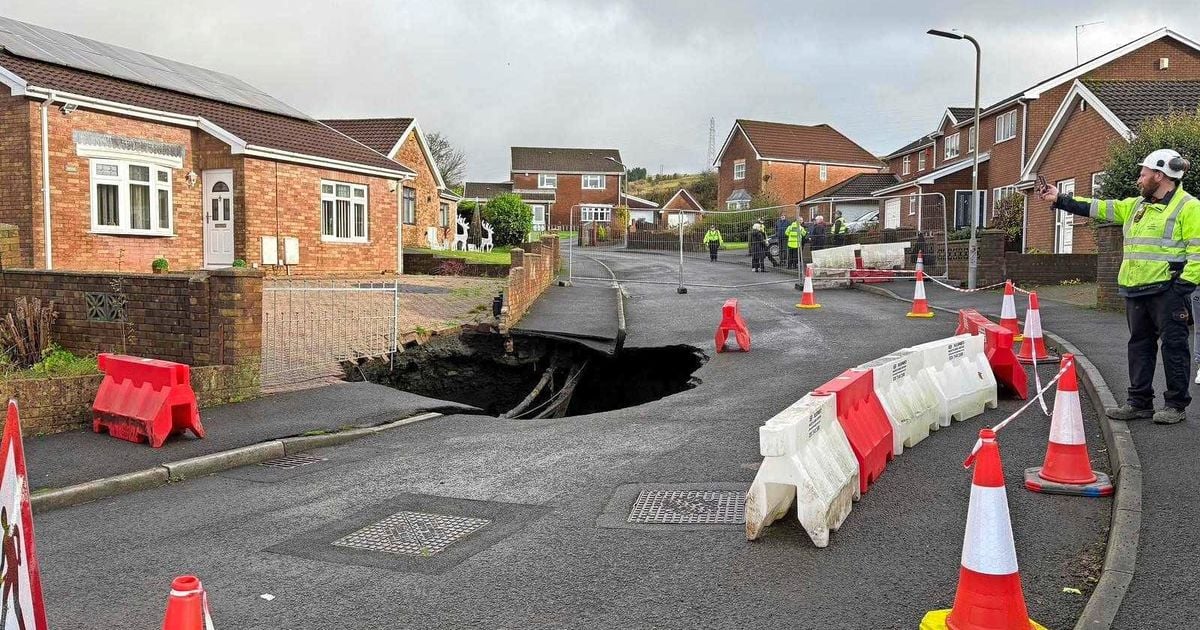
[1095,223,1124,311]
[0,223,22,269]
[976,230,1007,286]
[510,247,525,270]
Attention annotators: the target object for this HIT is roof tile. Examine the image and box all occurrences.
[735,119,881,166]
[510,147,623,173]
[321,118,414,155]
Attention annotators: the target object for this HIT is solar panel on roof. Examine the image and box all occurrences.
[0,16,309,119]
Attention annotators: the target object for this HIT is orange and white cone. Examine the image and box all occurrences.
[1016,292,1053,363]
[999,281,1023,341]
[796,263,822,310]
[921,429,1047,630]
[916,250,925,273]
[162,575,215,630]
[907,269,934,318]
[1024,354,1113,497]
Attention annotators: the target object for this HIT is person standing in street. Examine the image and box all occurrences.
[775,213,791,268]
[811,215,828,249]
[702,225,723,261]
[785,219,806,269]
[749,222,767,272]
[832,211,847,246]
[1038,149,1200,424]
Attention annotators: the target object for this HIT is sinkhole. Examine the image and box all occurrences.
[349,333,706,418]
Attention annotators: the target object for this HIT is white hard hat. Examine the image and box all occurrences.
[1140,149,1190,179]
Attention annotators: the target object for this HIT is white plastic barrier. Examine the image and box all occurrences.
[858,241,911,269]
[811,244,859,270]
[859,350,942,455]
[909,334,998,425]
[745,393,859,547]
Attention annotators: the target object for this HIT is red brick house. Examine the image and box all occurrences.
[713,119,882,211]
[660,188,705,227]
[320,117,458,250]
[0,17,417,274]
[798,172,900,223]
[876,27,1200,252]
[509,147,624,229]
[1022,79,1200,253]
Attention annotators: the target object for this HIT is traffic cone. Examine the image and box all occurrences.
[998,281,1023,342]
[907,269,934,318]
[920,429,1047,630]
[1016,292,1053,364]
[163,575,215,630]
[796,263,822,309]
[1024,355,1113,497]
[916,250,925,273]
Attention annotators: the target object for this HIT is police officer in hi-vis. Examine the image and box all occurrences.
[1039,149,1199,425]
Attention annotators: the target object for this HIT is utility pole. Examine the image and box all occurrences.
[1075,21,1103,65]
[707,117,716,166]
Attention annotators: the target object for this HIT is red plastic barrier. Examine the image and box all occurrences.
[93,353,205,448]
[715,298,751,352]
[815,369,893,494]
[956,309,1028,399]
[850,254,895,284]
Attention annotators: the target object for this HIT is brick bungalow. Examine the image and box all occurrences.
[713,119,882,211]
[320,117,459,249]
[660,188,705,227]
[876,27,1200,252]
[797,172,901,223]
[0,16,417,274]
[622,192,660,225]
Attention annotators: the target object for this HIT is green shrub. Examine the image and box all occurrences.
[28,345,98,378]
[232,259,248,268]
[481,194,533,246]
[151,257,169,273]
[1099,112,1200,200]
[597,225,609,241]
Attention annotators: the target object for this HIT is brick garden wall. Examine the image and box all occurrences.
[944,230,1008,287]
[503,235,560,328]
[1095,223,1124,311]
[1004,252,1097,285]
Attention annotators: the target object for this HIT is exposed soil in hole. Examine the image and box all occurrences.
[350,332,705,417]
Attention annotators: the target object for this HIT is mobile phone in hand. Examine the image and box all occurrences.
[1036,175,1049,195]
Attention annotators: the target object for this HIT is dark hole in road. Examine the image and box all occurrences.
[349,333,705,417]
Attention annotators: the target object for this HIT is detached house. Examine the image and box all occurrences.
[876,27,1200,254]
[0,16,417,274]
[713,119,882,211]
[320,117,459,248]
[510,147,624,230]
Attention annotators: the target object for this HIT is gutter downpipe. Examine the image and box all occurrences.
[40,92,55,269]
[1020,100,1029,254]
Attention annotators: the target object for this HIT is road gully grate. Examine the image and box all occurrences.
[258,452,327,470]
[626,490,746,524]
[332,511,491,556]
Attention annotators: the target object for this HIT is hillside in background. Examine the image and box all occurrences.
[627,171,716,210]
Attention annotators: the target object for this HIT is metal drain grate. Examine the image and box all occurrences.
[258,452,327,470]
[332,511,490,556]
[627,490,746,524]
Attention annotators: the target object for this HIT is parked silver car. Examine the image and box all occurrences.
[845,210,878,233]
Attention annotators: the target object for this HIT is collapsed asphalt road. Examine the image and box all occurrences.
[34,249,1108,629]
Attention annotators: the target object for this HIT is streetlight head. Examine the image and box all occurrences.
[927,28,963,40]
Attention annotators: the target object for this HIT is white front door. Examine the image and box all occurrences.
[884,198,901,229]
[203,170,235,267]
[531,204,546,231]
[1055,179,1075,253]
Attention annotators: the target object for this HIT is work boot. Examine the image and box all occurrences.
[1104,404,1154,421]
[1153,407,1187,425]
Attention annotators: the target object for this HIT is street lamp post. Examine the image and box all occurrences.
[928,28,981,289]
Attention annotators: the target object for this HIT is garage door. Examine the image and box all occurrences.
[884,198,901,229]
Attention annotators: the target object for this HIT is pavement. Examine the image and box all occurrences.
[884,278,1197,630]
[28,251,1114,629]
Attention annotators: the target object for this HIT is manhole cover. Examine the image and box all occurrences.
[332,511,490,556]
[258,452,327,470]
[626,490,746,524]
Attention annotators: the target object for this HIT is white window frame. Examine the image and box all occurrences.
[819,164,828,181]
[726,200,750,211]
[538,173,557,189]
[1091,172,1106,196]
[918,150,926,171]
[582,174,606,190]
[1055,178,1076,253]
[902,156,911,175]
[944,133,960,160]
[995,110,1017,143]
[89,159,174,236]
[733,160,746,180]
[320,180,369,243]
[908,194,918,216]
[439,202,450,227]
[579,205,612,222]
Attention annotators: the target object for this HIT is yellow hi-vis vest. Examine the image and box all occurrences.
[1079,187,1200,288]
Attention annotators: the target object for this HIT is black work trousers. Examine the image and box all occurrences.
[1126,286,1192,410]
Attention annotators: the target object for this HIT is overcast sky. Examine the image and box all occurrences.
[3,1,1199,181]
